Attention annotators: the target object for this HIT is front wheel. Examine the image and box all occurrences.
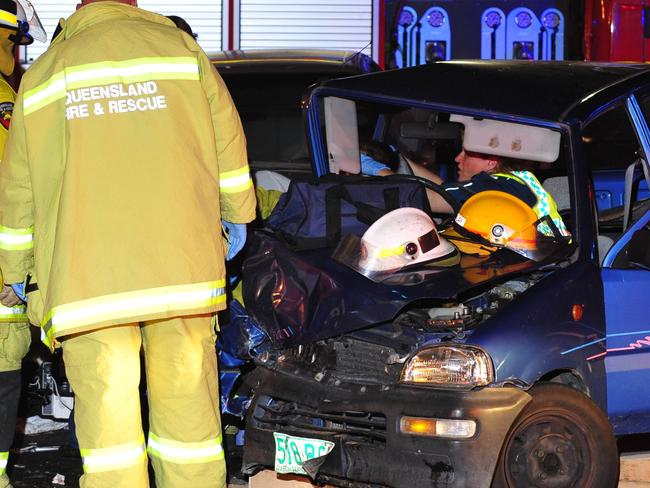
[492,383,619,488]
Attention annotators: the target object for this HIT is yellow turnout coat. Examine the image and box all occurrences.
[0,3,256,347]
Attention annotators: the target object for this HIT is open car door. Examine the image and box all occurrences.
[601,208,650,434]
[602,94,650,435]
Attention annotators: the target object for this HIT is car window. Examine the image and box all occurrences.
[218,69,368,174]
[314,96,574,262]
[219,72,312,168]
[582,104,639,171]
[334,100,567,186]
[583,99,650,264]
[319,101,462,176]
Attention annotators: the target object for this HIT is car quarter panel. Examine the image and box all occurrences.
[468,261,607,407]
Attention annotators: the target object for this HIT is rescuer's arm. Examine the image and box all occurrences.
[199,51,256,227]
[406,160,454,213]
[0,83,35,285]
[360,153,453,213]
[360,154,393,176]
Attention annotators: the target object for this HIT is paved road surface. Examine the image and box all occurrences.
[7,428,649,487]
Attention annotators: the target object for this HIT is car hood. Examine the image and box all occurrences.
[241,232,539,348]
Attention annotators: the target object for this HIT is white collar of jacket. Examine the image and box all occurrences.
[52,2,176,46]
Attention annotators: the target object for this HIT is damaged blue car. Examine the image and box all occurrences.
[223,61,650,488]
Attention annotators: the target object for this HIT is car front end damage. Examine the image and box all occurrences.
[235,232,563,487]
[242,340,531,488]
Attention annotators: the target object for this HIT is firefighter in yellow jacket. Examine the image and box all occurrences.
[0,2,45,487]
[0,1,256,487]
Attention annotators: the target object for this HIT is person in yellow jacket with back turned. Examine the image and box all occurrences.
[0,2,45,487]
[0,1,256,487]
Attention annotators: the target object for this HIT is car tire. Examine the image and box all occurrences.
[491,382,619,488]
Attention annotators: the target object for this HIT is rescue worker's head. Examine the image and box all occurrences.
[454,149,498,181]
[442,190,540,257]
[454,149,533,181]
[167,15,198,39]
[0,0,45,76]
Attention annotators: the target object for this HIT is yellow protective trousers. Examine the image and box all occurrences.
[62,315,225,488]
[0,322,31,373]
[0,322,31,488]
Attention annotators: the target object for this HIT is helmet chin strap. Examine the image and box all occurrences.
[8,20,32,46]
[0,29,16,77]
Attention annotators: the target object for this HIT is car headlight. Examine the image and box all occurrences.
[400,345,494,389]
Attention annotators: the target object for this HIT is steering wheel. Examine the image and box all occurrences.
[382,173,460,217]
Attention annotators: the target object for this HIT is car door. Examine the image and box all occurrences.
[601,94,650,435]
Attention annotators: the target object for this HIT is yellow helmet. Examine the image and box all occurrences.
[442,191,539,257]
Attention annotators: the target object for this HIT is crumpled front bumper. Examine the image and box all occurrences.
[242,366,531,488]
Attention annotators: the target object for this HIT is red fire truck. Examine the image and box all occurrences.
[382,0,650,68]
[585,0,650,61]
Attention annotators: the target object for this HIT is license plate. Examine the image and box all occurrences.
[273,432,335,475]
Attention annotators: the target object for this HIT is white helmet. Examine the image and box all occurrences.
[358,208,458,272]
[0,1,46,44]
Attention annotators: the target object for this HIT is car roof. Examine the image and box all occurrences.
[209,49,380,75]
[314,61,650,124]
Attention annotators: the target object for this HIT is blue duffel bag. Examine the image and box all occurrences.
[266,175,432,250]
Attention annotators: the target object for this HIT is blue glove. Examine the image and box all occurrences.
[360,153,390,176]
[10,283,26,303]
[222,221,247,261]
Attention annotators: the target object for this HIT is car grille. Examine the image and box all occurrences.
[279,337,403,386]
[252,396,387,445]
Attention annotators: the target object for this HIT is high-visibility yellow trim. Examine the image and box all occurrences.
[0,224,34,251]
[42,280,226,340]
[373,244,405,258]
[493,172,570,237]
[219,166,252,194]
[147,432,224,465]
[23,57,200,116]
[0,11,18,27]
[0,451,8,474]
[0,304,28,323]
[220,179,254,195]
[220,165,251,180]
[511,171,570,237]
[80,437,147,474]
[22,71,66,116]
[0,225,34,235]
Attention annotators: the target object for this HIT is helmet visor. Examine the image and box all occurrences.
[16,0,45,42]
[504,215,571,261]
